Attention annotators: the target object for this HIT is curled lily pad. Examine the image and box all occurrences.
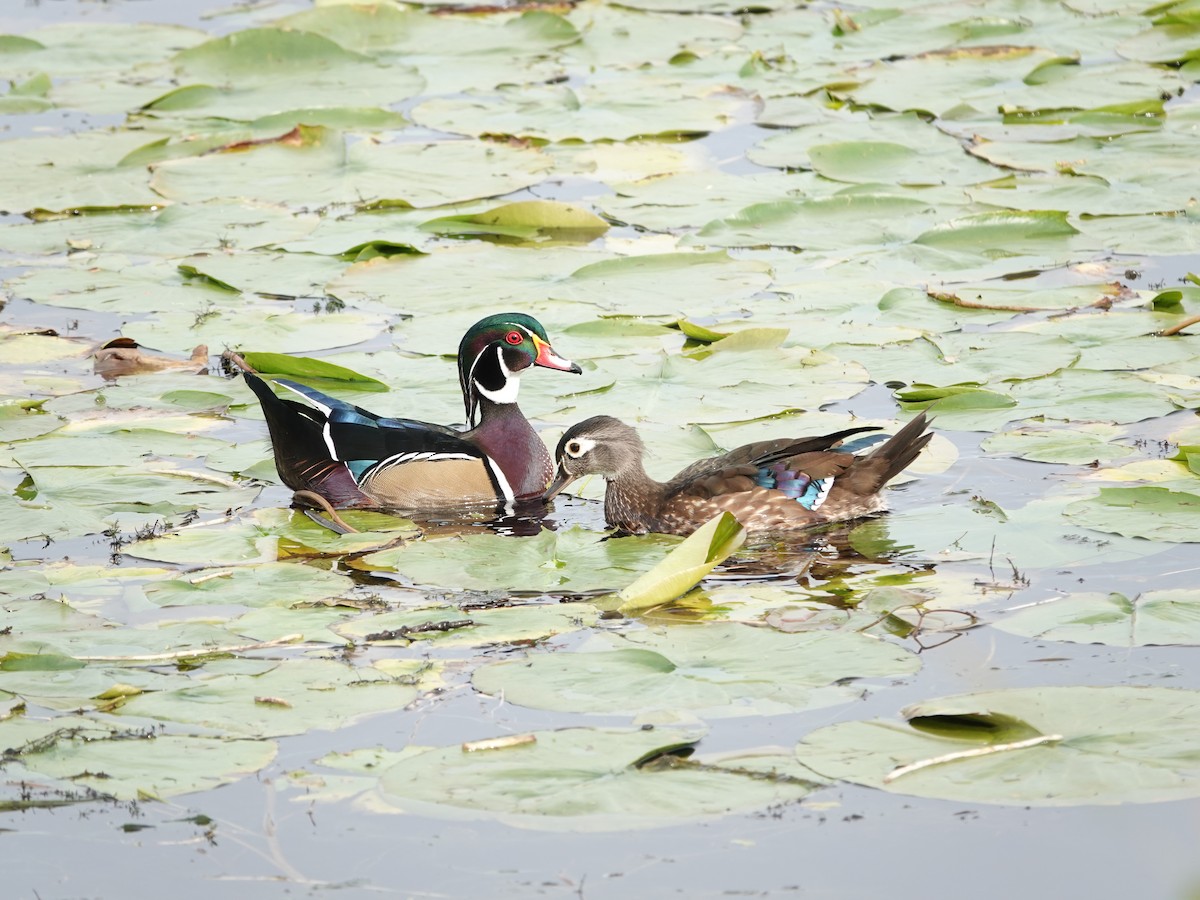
[617,512,746,614]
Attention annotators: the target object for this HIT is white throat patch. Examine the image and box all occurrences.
[474,346,521,406]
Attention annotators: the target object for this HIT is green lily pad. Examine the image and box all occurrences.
[151,127,553,209]
[796,686,1200,806]
[914,210,1079,252]
[126,508,417,565]
[117,658,422,738]
[147,28,425,123]
[617,512,746,613]
[176,251,348,298]
[1063,486,1200,542]
[128,307,385,356]
[0,202,316,258]
[1,715,277,800]
[981,423,1129,465]
[335,602,600,649]
[0,130,162,216]
[236,353,384,387]
[749,112,998,186]
[374,726,823,830]
[850,495,1172,570]
[998,590,1200,646]
[412,77,750,142]
[693,194,942,251]
[359,528,679,594]
[421,200,609,242]
[472,622,919,718]
[143,562,351,609]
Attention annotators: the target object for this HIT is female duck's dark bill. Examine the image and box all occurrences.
[532,335,583,374]
[543,467,577,503]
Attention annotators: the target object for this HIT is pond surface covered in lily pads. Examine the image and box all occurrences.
[2,0,1200,896]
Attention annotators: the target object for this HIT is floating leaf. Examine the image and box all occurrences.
[981,424,1128,465]
[796,686,1200,806]
[237,352,385,387]
[151,128,552,210]
[358,528,679,594]
[617,512,746,614]
[1,716,277,800]
[1063,486,1200,542]
[118,659,421,738]
[472,623,919,718]
[421,200,608,242]
[997,590,1200,646]
[373,726,823,830]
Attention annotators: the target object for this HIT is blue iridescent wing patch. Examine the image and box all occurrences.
[756,462,833,510]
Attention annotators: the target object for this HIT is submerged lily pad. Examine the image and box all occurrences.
[796,686,1200,806]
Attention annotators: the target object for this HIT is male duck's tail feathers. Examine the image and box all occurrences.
[244,372,369,506]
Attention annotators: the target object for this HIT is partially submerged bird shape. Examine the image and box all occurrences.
[543,413,933,536]
[245,312,581,512]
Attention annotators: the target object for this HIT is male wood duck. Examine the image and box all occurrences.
[543,413,932,535]
[244,313,581,511]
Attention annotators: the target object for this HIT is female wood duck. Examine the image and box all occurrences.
[244,313,581,511]
[543,413,932,535]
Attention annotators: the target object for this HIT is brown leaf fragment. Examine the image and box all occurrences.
[254,696,293,708]
[94,337,208,378]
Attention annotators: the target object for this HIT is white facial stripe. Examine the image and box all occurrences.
[474,345,521,405]
[564,436,596,458]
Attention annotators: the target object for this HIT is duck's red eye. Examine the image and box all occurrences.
[505,331,523,345]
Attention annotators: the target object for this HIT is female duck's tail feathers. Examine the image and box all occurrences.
[838,412,933,500]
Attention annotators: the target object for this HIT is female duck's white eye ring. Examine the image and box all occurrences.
[566,441,583,457]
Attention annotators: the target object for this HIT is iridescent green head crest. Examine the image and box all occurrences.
[456,312,579,426]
